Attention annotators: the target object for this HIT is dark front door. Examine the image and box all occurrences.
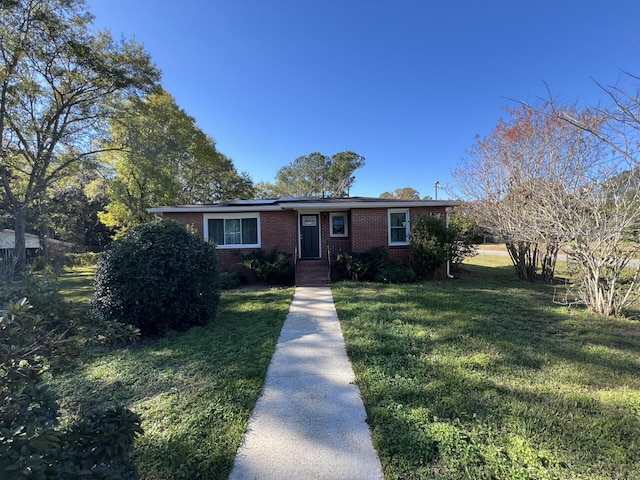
[300,214,320,258]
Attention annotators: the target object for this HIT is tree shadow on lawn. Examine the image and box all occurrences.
[53,288,292,480]
[333,270,640,477]
[358,354,640,478]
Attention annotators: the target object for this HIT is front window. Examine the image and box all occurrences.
[330,212,348,237]
[388,209,409,245]
[205,214,260,248]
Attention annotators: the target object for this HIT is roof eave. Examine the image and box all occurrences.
[147,199,462,214]
[147,205,284,213]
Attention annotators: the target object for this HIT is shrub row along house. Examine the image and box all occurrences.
[148,197,460,285]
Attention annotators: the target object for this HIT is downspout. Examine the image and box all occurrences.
[445,208,454,279]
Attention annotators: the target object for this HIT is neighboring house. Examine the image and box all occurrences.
[148,197,461,285]
[0,229,76,259]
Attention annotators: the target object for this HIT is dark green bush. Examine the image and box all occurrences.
[410,215,455,279]
[217,270,243,290]
[239,249,294,285]
[0,272,71,318]
[0,298,141,480]
[93,219,220,337]
[336,247,388,281]
[335,251,365,281]
[374,261,417,284]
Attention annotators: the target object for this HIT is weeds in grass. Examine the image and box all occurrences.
[333,257,640,479]
[52,288,293,480]
[58,266,96,304]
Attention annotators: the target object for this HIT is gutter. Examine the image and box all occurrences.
[282,200,462,210]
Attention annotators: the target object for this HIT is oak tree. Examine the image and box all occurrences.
[0,0,159,270]
[98,89,253,232]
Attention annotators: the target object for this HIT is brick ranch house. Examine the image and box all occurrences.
[148,197,461,286]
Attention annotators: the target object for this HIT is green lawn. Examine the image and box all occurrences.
[58,266,96,304]
[333,256,640,479]
[54,259,640,479]
[53,283,293,480]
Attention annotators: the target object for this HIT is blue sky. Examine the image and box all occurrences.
[87,0,640,199]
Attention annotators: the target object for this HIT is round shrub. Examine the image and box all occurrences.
[93,220,219,337]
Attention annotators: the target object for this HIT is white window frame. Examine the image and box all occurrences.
[388,209,410,245]
[203,213,261,249]
[329,212,348,237]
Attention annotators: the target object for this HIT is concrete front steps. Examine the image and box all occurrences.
[295,259,330,287]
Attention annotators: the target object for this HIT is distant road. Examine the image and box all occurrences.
[477,247,640,269]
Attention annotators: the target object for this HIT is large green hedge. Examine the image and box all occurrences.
[93,220,220,337]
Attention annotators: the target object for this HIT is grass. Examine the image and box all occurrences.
[58,266,96,303]
[53,258,640,478]
[52,280,293,480]
[332,254,640,479]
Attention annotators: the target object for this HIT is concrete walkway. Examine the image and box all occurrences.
[229,287,384,480]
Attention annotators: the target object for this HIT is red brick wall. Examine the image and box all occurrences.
[163,206,450,278]
[320,212,352,260]
[351,208,387,253]
[260,210,298,255]
[165,210,297,274]
[349,206,449,263]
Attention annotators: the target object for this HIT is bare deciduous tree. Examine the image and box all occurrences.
[456,100,640,316]
[534,168,640,315]
[455,105,593,281]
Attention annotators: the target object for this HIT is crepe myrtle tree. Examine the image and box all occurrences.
[531,167,640,316]
[454,104,599,282]
[456,101,640,316]
[546,81,640,314]
[0,0,159,272]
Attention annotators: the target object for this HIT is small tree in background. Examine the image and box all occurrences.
[259,151,365,198]
[410,215,455,279]
[93,220,219,337]
[379,187,420,199]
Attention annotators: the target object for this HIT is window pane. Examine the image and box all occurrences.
[390,212,406,227]
[332,216,345,235]
[208,219,224,245]
[225,219,241,245]
[302,215,317,227]
[241,218,258,244]
[391,227,406,243]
